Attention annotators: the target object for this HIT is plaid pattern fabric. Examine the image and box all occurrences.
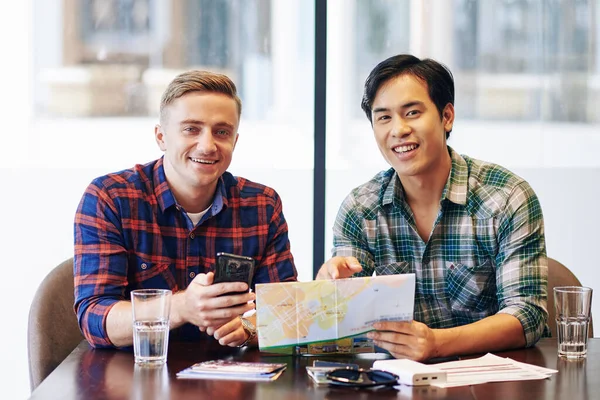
[74,157,297,348]
[332,147,548,346]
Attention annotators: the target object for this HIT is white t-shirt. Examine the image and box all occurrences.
[187,204,212,226]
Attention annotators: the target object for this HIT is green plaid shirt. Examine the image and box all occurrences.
[332,147,548,346]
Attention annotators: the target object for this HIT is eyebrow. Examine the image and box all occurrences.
[372,101,425,114]
[179,119,235,130]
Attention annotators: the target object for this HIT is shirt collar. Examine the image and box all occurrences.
[153,157,176,212]
[443,146,468,205]
[381,146,468,207]
[212,175,229,212]
[153,157,231,213]
[382,169,403,207]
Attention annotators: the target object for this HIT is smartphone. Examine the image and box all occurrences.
[213,252,256,295]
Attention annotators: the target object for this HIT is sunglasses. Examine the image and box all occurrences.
[326,368,398,387]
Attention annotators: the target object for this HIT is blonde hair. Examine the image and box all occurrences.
[159,70,242,122]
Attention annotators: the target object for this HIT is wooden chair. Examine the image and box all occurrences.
[547,257,594,338]
[28,258,84,391]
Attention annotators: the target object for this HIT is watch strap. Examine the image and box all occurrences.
[238,317,256,347]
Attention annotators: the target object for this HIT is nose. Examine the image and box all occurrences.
[196,129,217,153]
[390,117,411,138]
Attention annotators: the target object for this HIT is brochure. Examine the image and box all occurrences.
[256,274,415,351]
[177,360,287,382]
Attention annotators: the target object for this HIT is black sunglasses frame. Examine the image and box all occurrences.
[326,368,398,387]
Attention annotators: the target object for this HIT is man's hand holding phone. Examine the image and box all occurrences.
[212,252,256,292]
[170,253,257,346]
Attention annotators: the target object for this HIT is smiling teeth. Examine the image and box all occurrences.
[393,144,418,153]
[190,158,216,164]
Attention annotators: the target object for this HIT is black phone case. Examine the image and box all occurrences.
[214,252,256,294]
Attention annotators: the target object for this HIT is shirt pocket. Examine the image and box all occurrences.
[129,255,176,290]
[375,261,412,276]
[445,259,496,312]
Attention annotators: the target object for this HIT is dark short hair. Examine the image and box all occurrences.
[160,70,242,123]
[361,54,454,138]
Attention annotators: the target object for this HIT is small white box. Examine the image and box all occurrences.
[372,359,447,386]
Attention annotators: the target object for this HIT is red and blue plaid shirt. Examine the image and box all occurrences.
[74,157,297,348]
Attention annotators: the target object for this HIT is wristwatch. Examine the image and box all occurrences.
[238,317,257,347]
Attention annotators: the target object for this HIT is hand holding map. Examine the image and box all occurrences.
[256,274,415,351]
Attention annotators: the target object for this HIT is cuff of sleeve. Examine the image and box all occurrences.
[81,299,120,348]
[498,304,546,347]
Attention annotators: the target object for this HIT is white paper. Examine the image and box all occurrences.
[429,353,557,388]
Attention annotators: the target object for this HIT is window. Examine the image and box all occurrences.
[33,0,315,280]
[325,0,600,262]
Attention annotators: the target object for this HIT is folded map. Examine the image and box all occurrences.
[256,273,415,351]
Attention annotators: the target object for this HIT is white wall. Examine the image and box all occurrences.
[0,1,33,398]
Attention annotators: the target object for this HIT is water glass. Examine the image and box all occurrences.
[131,289,172,365]
[554,286,593,359]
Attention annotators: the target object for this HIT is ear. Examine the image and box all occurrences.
[233,132,239,151]
[442,103,455,134]
[155,124,167,152]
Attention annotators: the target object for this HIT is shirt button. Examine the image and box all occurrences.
[449,264,455,270]
[141,263,147,270]
[189,232,195,239]
[190,272,196,279]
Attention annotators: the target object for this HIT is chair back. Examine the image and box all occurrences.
[28,258,83,391]
[547,257,594,338]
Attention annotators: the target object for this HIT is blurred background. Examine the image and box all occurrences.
[2,0,598,397]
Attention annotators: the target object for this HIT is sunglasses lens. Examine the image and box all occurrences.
[327,368,398,387]
[328,369,362,380]
[367,370,397,383]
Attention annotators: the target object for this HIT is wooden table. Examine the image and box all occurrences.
[30,338,599,399]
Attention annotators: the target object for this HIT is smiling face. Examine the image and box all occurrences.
[155,91,239,204]
[371,74,454,180]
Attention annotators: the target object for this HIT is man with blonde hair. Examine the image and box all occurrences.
[74,71,297,349]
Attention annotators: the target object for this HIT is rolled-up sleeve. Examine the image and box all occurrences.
[495,181,548,347]
[331,193,376,276]
[74,180,129,348]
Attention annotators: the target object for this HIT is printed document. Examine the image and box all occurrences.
[429,353,558,388]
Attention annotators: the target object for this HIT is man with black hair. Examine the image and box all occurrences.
[317,54,548,361]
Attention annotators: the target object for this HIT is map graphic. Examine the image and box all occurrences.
[256,274,415,350]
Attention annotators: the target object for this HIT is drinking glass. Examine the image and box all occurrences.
[554,286,593,359]
[131,289,172,365]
